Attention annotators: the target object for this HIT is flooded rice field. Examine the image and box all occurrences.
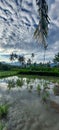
[0,76,59,130]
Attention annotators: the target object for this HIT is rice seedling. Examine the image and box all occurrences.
[42,90,50,103]
[37,84,41,94]
[0,104,9,119]
[7,79,15,90]
[0,123,3,130]
[16,78,24,87]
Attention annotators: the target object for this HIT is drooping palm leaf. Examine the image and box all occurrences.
[34,0,50,48]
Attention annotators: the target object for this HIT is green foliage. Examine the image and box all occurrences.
[28,85,33,92]
[34,0,50,48]
[16,78,24,87]
[26,78,30,84]
[53,52,59,63]
[7,79,15,90]
[43,81,49,91]
[37,84,41,94]
[0,104,8,119]
[53,85,59,95]
[0,123,3,130]
[42,91,50,103]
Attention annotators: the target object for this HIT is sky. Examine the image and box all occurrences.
[0,0,59,63]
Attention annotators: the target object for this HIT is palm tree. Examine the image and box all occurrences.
[31,53,35,64]
[18,55,25,66]
[34,0,49,48]
[10,53,14,61]
[27,58,31,66]
[53,52,59,64]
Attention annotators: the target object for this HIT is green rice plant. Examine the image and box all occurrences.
[42,91,50,103]
[26,78,30,85]
[7,79,15,90]
[0,104,9,119]
[16,78,24,87]
[28,85,33,92]
[30,85,33,90]
[53,85,59,95]
[0,123,3,130]
[37,84,41,94]
[43,81,50,91]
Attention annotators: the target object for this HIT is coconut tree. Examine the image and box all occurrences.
[18,55,25,66]
[31,53,35,64]
[27,58,31,66]
[10,53,18,62]
[10,53,14,61]
[53,52,59,64]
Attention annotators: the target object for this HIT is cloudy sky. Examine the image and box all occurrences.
[0,0,59,63]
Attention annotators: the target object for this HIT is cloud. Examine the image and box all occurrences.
[0,0,59,63]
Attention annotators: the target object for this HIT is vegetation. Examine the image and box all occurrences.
[16,78,24,87]
[27,85,33,92]
[0,70,19,78]
[0,123,3,130]
[53,52,59,64]
[34,0,49,48]
[0,104,8,119]
[7,79,15,90]
[42,90,50,103]
[53,84,59,96]
[37,84,41,94]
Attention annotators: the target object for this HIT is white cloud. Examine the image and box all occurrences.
[0,0,59,63]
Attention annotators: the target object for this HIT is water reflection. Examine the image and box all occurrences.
[0,76,59,99]
[0,76,59,130]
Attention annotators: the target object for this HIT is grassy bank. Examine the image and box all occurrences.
[0,70,19,78]
[18,69,59,77]
[0,67,59,78]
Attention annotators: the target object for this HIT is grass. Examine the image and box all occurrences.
[0,66,59,79]
[0,70,19,78]
[0,104,9,119]
[0,123,3,130]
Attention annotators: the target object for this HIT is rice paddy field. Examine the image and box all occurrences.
[0,75,59,130]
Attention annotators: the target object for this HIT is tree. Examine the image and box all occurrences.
[18,55,25,66]
[10,53,18,61]
[31,53,35,64]
[27,58,31,66]
[34,0,50,48]
[10,53,14,61]
[53,52,59,63]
